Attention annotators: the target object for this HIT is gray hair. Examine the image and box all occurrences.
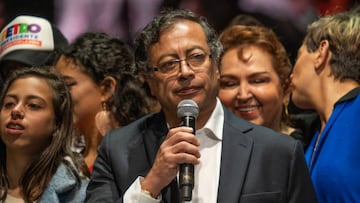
[133,9,223,75]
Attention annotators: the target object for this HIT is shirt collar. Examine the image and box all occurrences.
[334,86,360,106]
[198,97,224,141]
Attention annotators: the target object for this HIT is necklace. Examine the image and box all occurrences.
[309,131,322,170]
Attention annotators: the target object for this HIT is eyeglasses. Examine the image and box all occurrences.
[152,53,211,75]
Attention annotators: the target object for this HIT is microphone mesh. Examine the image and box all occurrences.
[177,99,199,118]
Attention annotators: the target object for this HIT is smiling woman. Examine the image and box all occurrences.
[218,25,294,135]
[0,67,88,203]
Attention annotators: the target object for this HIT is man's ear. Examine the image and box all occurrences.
[315,40,330,72]
[100,76,117,101]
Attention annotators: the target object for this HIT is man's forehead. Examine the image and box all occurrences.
[150,24,207,52]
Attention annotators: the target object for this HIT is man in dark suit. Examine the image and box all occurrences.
[86,9,317,203]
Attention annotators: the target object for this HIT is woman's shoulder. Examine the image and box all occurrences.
[39,156,89,203]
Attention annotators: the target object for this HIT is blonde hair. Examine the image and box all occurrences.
[304,7,360,82]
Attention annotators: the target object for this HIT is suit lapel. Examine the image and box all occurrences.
[142,112,181,202]
[128,109,254,202]
[128,112,168,177]
[143,112,168,165]
[128,112,179,202]
[217,109,254,202]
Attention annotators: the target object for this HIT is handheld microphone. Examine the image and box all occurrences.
[177,99,199,201]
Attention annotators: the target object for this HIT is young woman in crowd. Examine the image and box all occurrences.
[54,32,151,172]
[0,67,88,203]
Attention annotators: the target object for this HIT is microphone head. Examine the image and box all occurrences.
[177,99,199,118]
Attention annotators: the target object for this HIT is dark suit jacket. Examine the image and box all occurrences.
[86,107,317,203]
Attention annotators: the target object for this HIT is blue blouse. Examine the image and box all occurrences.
[305,87,360,203]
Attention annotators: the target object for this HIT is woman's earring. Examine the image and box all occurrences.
[95,102,117,136]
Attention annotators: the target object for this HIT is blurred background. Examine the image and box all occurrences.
[0,0,357,119]
[0,0,357,63]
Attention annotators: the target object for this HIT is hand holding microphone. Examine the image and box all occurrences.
[177,99,199,201]
[141,100,199,200]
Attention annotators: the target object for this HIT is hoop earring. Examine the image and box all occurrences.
[95,102,117,136]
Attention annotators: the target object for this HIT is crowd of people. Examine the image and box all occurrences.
[0,2,359,203]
